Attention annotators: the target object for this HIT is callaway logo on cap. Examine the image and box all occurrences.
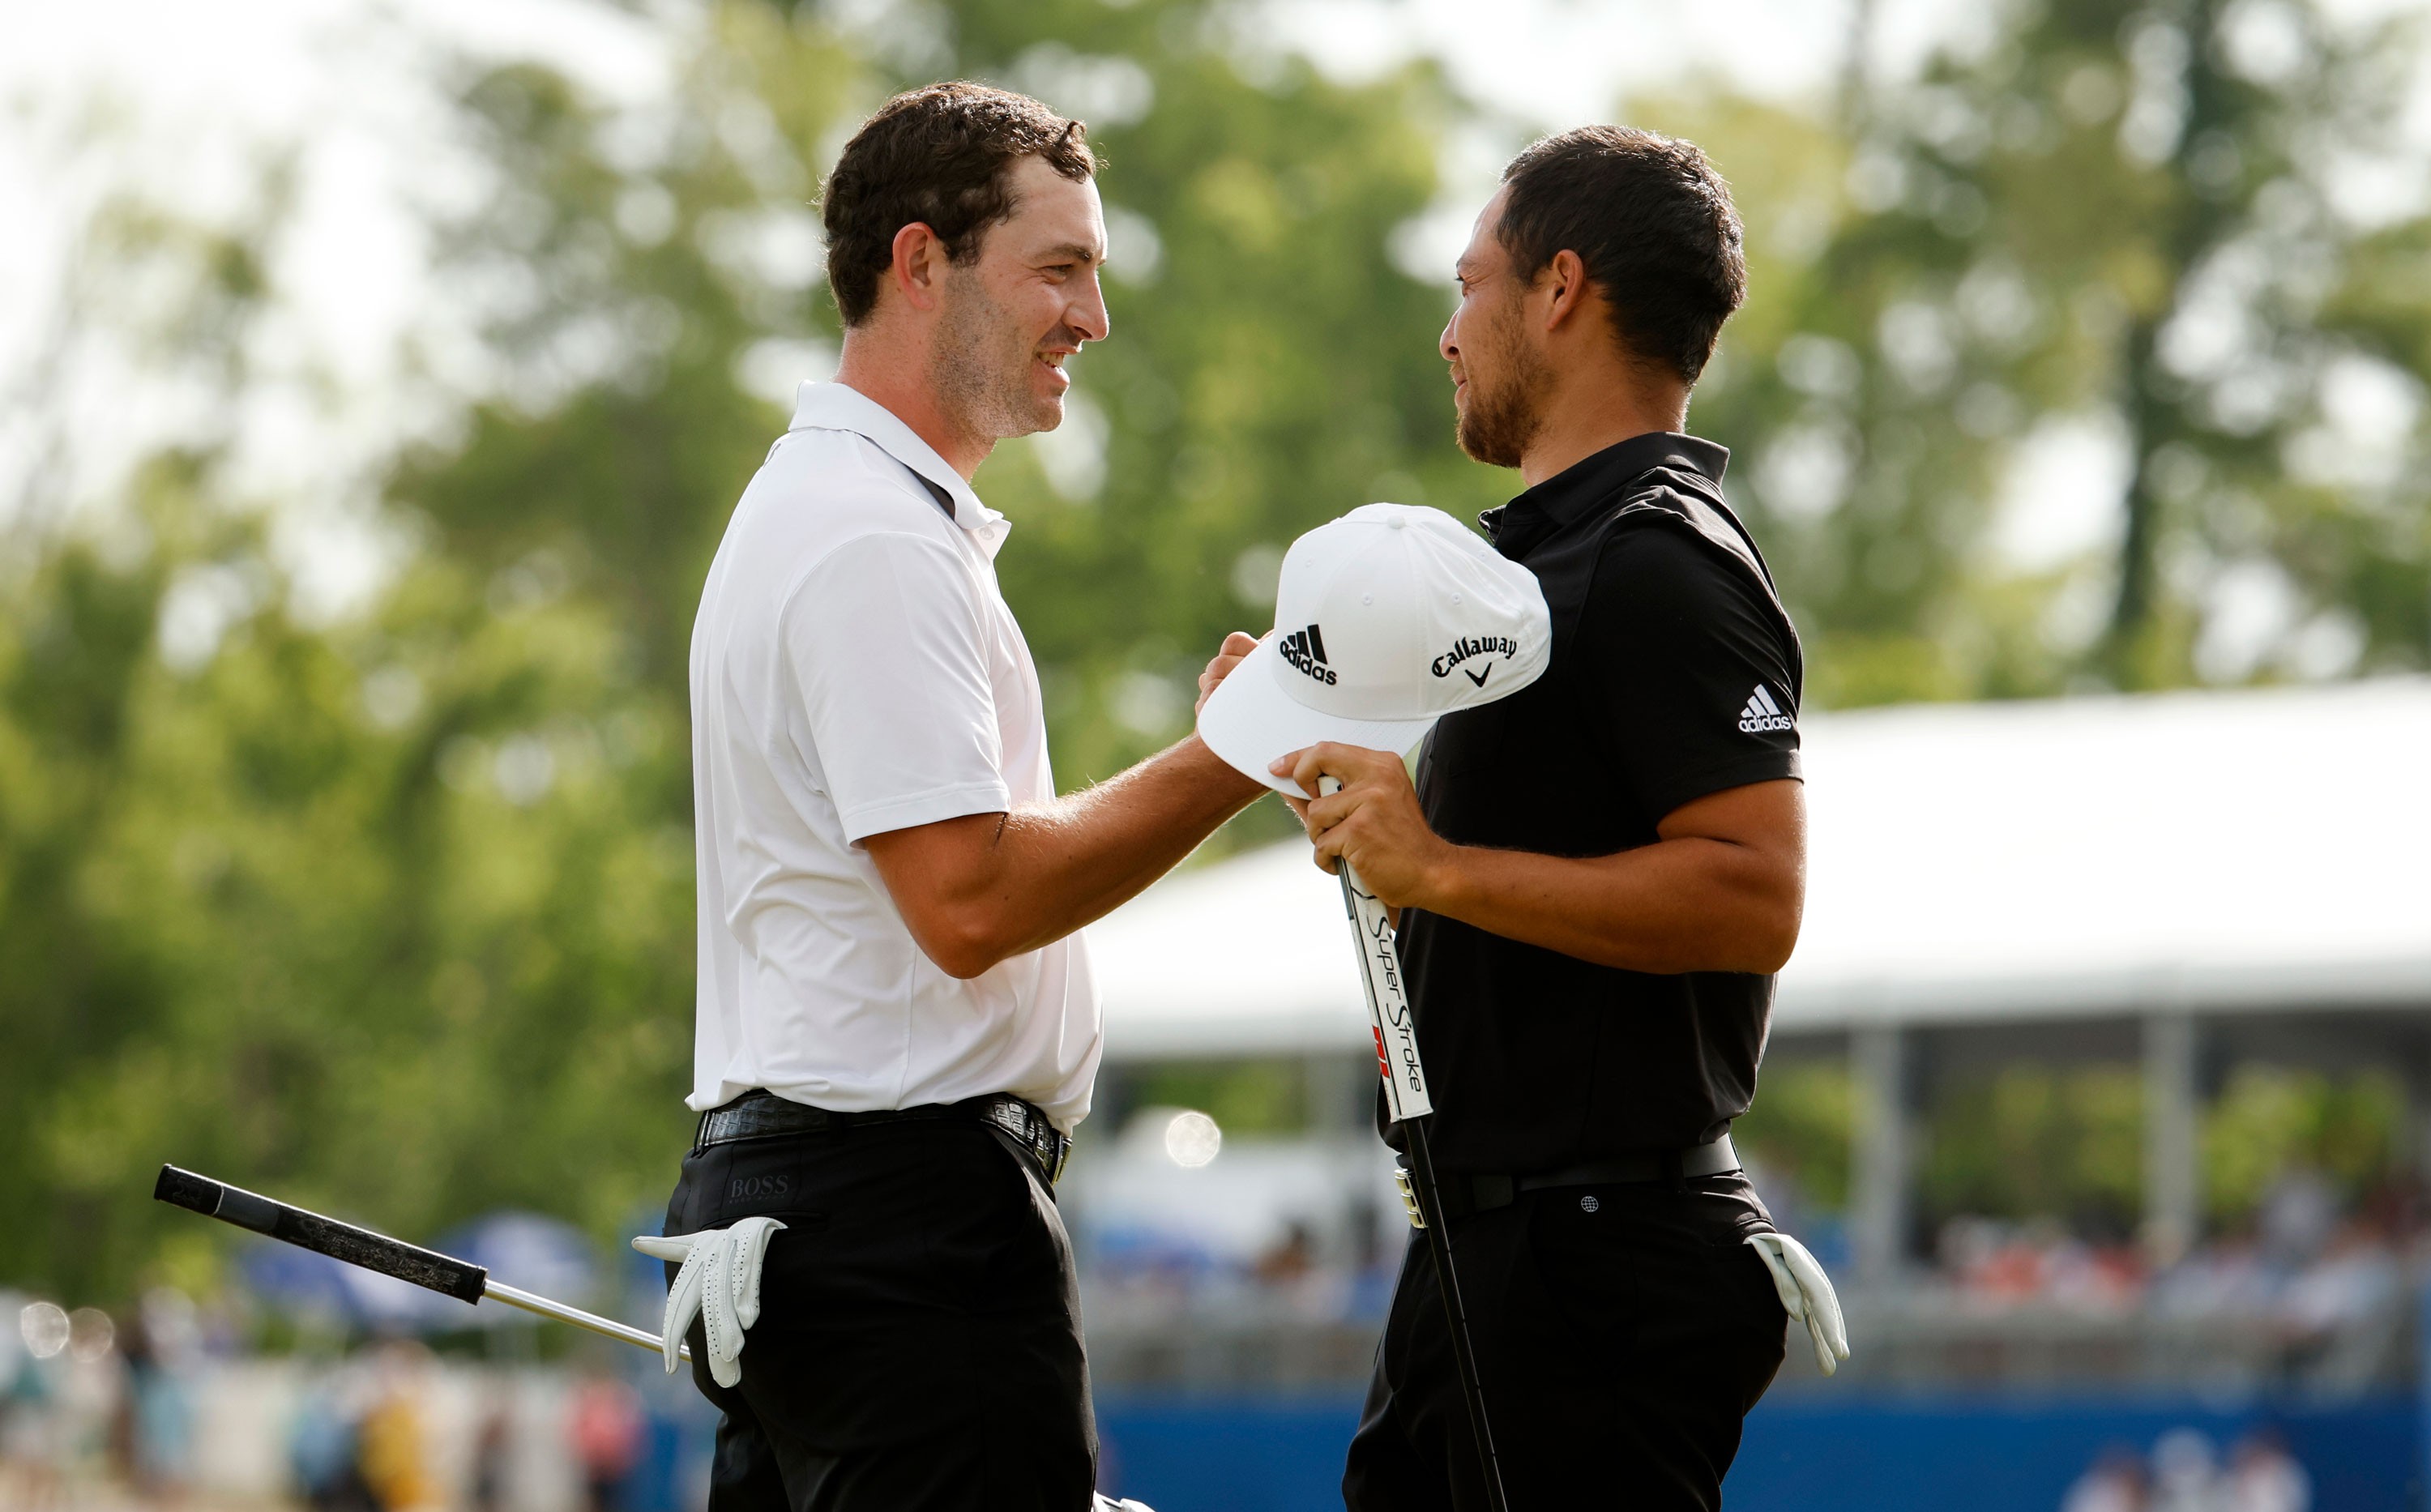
[1198,503,1553,797]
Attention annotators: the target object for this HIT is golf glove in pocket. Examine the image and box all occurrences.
[1745,1231,1849,1377]
[632,1216,785,1388]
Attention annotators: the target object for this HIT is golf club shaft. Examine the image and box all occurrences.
[154,1164,688,1363]
[1320,806,1510,1512]
[481,1279,677,1358]
[1399,1108,1509,1512]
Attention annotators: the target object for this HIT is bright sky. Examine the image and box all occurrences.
[0,0,1905,377]
[3,0,2425,629]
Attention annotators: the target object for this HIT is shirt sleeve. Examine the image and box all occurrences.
[1579,519,1803,824]
[780,532,1011,844]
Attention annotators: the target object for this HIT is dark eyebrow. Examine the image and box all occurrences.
[1040,243,1103,266]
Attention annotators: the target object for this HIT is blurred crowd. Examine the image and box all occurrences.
[0,1290,203,1510]
[0,1289,707,1511]
[1078,1160,2419,1335]
[2,1161,2420,1506]
[1926,1168,2414,1346]
[282,1344,657,1512]
[2062,1428,2310,1512]
[1080,1217,1400,1330]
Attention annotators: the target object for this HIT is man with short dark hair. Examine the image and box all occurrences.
[1272,125,1809,1510]
[651,83,1262,1512]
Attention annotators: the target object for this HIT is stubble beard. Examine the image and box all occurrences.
[931,268,1060,444]
[1454,307,1549,470]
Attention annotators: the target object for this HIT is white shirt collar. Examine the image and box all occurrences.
[788,382,1009,553]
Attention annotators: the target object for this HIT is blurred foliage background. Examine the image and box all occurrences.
[4,0,2429,1300]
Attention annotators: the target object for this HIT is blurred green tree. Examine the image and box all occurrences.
[0,200,707,1295]
[1922,1064,2148,1241]
[2204,1065,2404,1226]
[1649,0,2431,700]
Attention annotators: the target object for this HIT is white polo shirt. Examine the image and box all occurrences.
[686,382,1100,1130]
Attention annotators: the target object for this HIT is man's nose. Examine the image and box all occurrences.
[1072,271,1112,344]
[1438,311,1458,364]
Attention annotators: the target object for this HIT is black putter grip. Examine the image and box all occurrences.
[153,1165,487,1305]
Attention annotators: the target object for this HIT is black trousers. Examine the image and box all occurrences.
[1344,1172,1788,1512]
[660,1117,1096,1512]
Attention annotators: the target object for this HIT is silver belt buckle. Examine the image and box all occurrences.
[990,1099,1067,1185]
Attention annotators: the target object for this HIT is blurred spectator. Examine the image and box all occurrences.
[2224,1429,2309,1512]
[2258,1170,2337,1267]
[2,1301,67,1510]
[569,1364,645,1512]
[289,1380,376,1512]
[2151,1230,2273,1318]
[1938,1217,2143,1306]
[58,1306,125,1493]
[468,1399,515,1512]
[2276,1220,2400,1349]
[1253,1224,1317,1287]
[2061,1446,2148,1512]
[2148,1429,2220,1512]
[357,1341,439,1511]
[113,1288,199,1500]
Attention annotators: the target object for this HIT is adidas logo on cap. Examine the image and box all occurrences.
[1738,684,1794,733]
[1279,624,1335,685]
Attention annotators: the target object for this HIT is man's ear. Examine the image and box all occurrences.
[888,223,949,314]
[1538,248,1592,335]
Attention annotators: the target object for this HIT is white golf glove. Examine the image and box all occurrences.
[631,1216,786,1388]
[1745,1231,1849,1377]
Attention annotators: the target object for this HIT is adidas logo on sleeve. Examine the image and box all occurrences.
[1737,683,1794,733]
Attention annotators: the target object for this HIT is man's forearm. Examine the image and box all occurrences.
[988,735,1265,956]
[1412,837,1801,976]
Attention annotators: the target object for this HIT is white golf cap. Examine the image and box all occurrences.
[1198,503,1553,797]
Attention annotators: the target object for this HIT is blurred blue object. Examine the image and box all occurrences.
[240,1211,599,1331]
[240,1242,465,1330]
[287,1389,358,1498]
[1728,1397,2412,1512]
[1092,1394,2414,1512]
[436,1211,599,1305]
[1096,1395,1361,1512]
[1797,1215,1850,1275]
[1086,1224,1228,1288]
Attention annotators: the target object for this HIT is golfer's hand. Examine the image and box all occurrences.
[1271,742,1455,908]
[632,1217,784,1388]
[1196,631,1260,715]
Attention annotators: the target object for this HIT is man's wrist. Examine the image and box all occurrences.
[1173,732,1268,801]
[1410,841,1472,917]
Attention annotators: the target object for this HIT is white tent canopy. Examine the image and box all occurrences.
[1087,679,2431,1063]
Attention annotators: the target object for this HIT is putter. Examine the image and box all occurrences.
[1322,779,1511,1512]
[153,1164,686,1362]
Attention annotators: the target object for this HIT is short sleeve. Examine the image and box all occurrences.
[1580,521,1802,823]
[781,532,1011,843]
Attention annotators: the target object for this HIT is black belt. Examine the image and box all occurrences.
[1429,1134,1741,1223]
[694,1090,1071,1185]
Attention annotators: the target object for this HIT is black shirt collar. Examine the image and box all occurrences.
[1480,432,1731,555]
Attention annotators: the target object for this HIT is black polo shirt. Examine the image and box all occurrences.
[1393,432,1804,1173]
